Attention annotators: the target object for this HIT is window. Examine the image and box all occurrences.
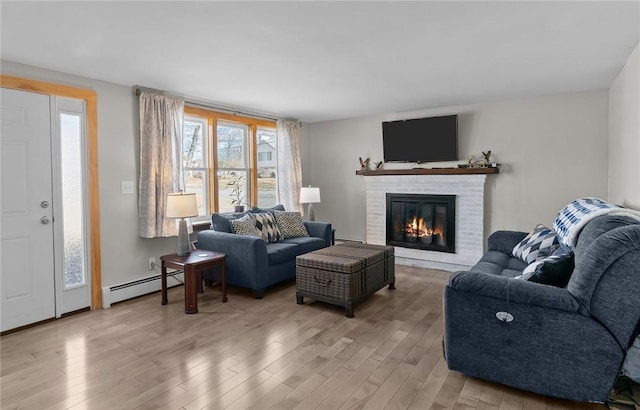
[258,152,272,162]
[257,128,277,207]
[217,121,249,212]
[183,116,209,217]
[183,106,277,214]
[60,112,86,289]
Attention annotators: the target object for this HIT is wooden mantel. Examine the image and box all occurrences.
[355,167,500,176]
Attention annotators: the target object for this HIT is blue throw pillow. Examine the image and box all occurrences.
[529,247,574,287]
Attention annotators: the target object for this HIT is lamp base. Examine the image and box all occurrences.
[177,219,191,256]
[308,203,316,222]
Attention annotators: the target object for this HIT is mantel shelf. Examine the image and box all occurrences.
[355,167,500,176]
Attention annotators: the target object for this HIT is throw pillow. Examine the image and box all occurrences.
[517,259,544,281]
[274,210,309,239]
[229,214,261,238]
[529,247,575,287]
[512,224,560,264]
[516,246,574,286]
[253,212,282,243]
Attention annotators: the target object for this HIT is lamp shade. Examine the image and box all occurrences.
[166,192,199,218]
[300,186,321,204]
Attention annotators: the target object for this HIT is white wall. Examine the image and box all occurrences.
[609,43,640,210]
[302,91,610,242]
[1,60,176,287]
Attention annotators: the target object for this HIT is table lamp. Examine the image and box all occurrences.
[166,192,199,256]
[300,186,321,221]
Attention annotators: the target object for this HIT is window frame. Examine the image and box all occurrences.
[183,105,277,214]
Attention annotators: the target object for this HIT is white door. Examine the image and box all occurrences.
[1,88,56,331]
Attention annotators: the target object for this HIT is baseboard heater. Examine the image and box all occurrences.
[102,271,184,308]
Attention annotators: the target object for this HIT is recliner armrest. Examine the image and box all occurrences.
[449,270,580,313]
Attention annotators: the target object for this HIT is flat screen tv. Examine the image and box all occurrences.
[382,114,458,163]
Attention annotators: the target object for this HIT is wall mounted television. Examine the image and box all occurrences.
[382,114,458,163]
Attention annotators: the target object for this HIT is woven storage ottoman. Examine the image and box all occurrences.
[296,243,395,318]
[339,242,395,290]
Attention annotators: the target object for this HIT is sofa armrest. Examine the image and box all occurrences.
[304,221,332,247]
[196,230,268,290]
[487,230,528,254]
[449,270,580,313]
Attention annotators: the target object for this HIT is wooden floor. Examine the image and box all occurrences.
[1,266,606,410]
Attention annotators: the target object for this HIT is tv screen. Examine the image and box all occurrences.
[382,115,458,163]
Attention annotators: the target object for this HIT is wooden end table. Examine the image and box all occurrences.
[160,250,227,314]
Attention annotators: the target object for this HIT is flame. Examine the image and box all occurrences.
[403,216,433,237]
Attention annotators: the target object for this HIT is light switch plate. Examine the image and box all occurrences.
[121,180,135,194]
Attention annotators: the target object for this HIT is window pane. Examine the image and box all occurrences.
[217,122,247,169]
[186,170,207,216]
[218,170,247,212]
[257,128,277,207]
[60,113,85,289]
[183,119,204,168]
[183,117,208,216]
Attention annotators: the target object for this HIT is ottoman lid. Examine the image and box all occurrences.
[339,242,395,257]
[314,245,385,265]
[296,253,364,274]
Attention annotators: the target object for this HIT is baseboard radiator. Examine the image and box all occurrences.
[102,271,184,308]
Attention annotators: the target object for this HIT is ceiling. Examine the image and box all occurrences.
[1,1,639,123]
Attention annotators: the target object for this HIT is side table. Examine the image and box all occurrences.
[160,250,227,314]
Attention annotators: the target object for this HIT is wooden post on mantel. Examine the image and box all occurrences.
[355,167,500,176]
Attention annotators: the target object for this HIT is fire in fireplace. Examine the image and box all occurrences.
[386,193,456,253]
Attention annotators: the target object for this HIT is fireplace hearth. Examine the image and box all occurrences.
[386,193,456,253]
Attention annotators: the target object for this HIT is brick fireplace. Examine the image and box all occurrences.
[362,172,488,271]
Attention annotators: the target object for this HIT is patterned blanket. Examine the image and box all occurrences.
[553,197,640,248]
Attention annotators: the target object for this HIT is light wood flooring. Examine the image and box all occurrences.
[1,266,607,410]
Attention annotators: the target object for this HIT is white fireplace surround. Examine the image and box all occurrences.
[364,174,486,271]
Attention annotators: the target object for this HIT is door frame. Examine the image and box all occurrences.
[1,75,102,309]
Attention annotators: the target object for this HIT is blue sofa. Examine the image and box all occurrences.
[443,214,640,403]
[197,208,332,299]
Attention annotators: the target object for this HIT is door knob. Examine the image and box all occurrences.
[41,216,52,224]
[41,201,50,208]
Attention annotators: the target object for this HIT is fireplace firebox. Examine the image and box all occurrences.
[386,193,456,253]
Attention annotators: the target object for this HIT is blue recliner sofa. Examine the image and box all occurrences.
[197,208,332,299]
[444,213,640,403]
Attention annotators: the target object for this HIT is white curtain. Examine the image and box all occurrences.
[138,92,185,238]
[276,119,303,213]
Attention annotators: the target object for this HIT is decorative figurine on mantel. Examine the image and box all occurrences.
[359,157,371,171]
[458,151,501,169]
[482,150,492,166]
[374,161,383,170]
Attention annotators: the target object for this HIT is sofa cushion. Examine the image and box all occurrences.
[274,210,309,239]
[265,242,299,265]
[212,211,247,233]
[253,212,282,243]
[280,236,325,254]
[250,204,285,214]
[512,224,560,264]
[229,214,261,238]
[469,251,526,277]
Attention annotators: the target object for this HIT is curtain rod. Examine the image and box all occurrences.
[134,86,281,123]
